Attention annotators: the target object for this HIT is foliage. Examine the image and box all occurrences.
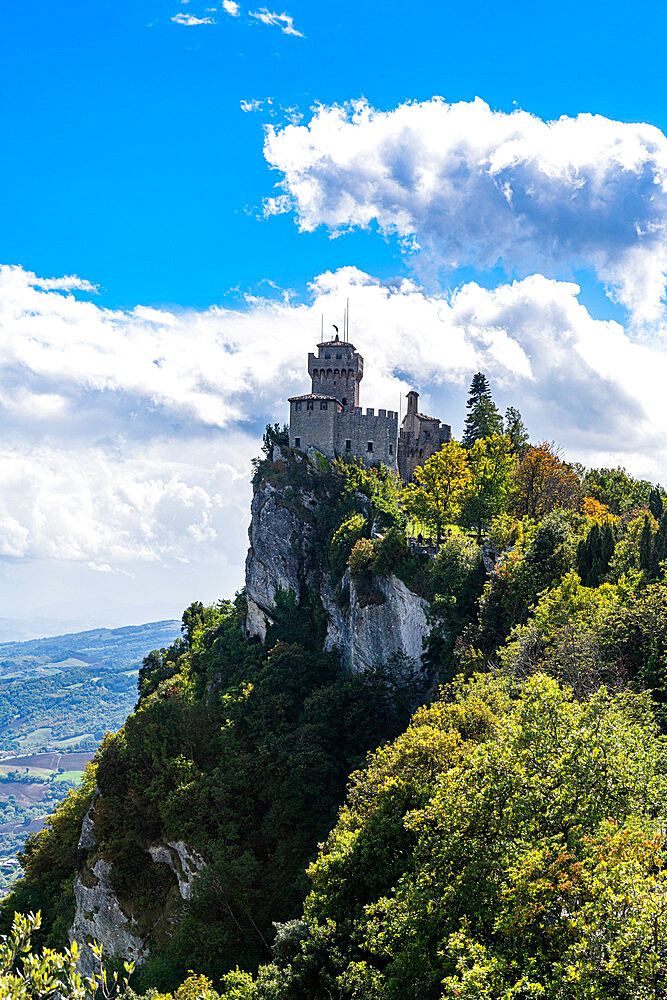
[511,441,583,518]
[252,673,667,1000]
[347,538,375,577]
[503,405,529,455]
[576,518,617,586]
[0,910,132,999]
[328,514,367,580]
[461,373,503,447]
[402,441,471,543]
[10,579,425,992]
[581,465,655,515]
[2,762,99,947]
[424,535,486,679]
[261,424,289,460]
[460,434,515,536]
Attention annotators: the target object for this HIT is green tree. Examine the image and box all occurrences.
[261,423,289,459]
[402,441,471,543]
[461,373,503,448]
[460,434,515,538]
[263,674,667,1000]
[650,486,664,521]
[503,406,529,455]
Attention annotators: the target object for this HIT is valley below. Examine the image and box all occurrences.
[0,620,181,891]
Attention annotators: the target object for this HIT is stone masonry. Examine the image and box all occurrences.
[289,334,450,479]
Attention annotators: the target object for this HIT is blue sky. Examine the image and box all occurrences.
[3,0,666,312]
[3,0,667,632]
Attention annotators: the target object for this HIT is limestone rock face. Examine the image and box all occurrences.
[69,801,205,974]
[70,859,149,978]
[245,460,430,673]
[245,479,317,641]
[322,570,429,673]
[147,840,205,901]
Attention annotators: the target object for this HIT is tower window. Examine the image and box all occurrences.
[336,353,342,359]
[321,401,328,410]
[307,401,314,410]
[295,401,302,410]
[389,443,393,455]
[345,439,352,450]
[342,397,347,406]
[367,441,373,453]
[295,437,301,448]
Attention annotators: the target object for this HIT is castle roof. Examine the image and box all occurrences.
[289,393,342,404]
[317,340,356,350]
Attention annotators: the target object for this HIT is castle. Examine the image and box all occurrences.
[288,333,451,480]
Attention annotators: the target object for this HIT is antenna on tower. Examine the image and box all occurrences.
[321,314,323,338]
[346,297,350,341]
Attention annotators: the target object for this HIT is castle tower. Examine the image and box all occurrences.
[307,333,364,410]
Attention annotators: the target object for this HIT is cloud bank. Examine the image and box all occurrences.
[1,263,667,585]
[264,98,667,323]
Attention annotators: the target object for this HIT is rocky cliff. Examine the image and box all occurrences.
[245,449,430,673]
[55,447,431,985]
[68,796,205,976]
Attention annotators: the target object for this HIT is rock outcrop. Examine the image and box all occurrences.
[245,477,316,642]
[322,570,429,673]
[70,858,150,977]
[245,454,431,673]
[70,799,204,974]
[147,841,205,901]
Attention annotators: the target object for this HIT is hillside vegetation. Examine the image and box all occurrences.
[6,382,667,998]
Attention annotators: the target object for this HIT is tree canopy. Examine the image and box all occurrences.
[461,372,503,447]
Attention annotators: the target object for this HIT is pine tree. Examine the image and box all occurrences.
[503,406,529,455]
[576,536,592,586]
[649,487,664,521]
[462,373,503,448]
[640,515,653,574]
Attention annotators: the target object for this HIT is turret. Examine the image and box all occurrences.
[307,334,363,410]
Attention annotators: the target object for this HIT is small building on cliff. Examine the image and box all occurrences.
[288,334,451,480]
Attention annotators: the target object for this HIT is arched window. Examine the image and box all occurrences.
[307,401,314,410]
[321,401,328,410]
[295,401,302,410]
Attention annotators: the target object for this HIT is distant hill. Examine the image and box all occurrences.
[0,619,181,892]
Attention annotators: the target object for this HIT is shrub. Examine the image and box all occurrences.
[329,514,367,580]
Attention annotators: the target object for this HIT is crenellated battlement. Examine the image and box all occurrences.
[289,334,448,478]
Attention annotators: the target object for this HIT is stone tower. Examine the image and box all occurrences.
[307,334,363,410]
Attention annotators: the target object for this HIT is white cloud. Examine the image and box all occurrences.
[264,98,667,324]
[5,261,667,598]
[171,11,215,23]
[241,98,264,113]
[222,0,240,13]
[249,7,303,36]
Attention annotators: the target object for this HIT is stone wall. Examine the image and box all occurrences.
[334,407,398,470]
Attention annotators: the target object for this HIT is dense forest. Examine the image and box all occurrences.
[6,375,667,998]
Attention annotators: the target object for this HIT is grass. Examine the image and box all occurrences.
[54,734,94,748]
[53,770,84,783]
[16,729,52,750]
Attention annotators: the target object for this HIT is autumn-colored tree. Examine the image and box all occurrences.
[402,441,471,543]
[460,434,515,538]
[511,441,582,518]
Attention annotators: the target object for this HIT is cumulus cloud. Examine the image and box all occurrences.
[264,98,667,323]
[250,7,303,36]
[171,11,215,23]
[4,262,667,593]
[222,0,240,13]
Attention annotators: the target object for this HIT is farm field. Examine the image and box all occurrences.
[0,621,181,892]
